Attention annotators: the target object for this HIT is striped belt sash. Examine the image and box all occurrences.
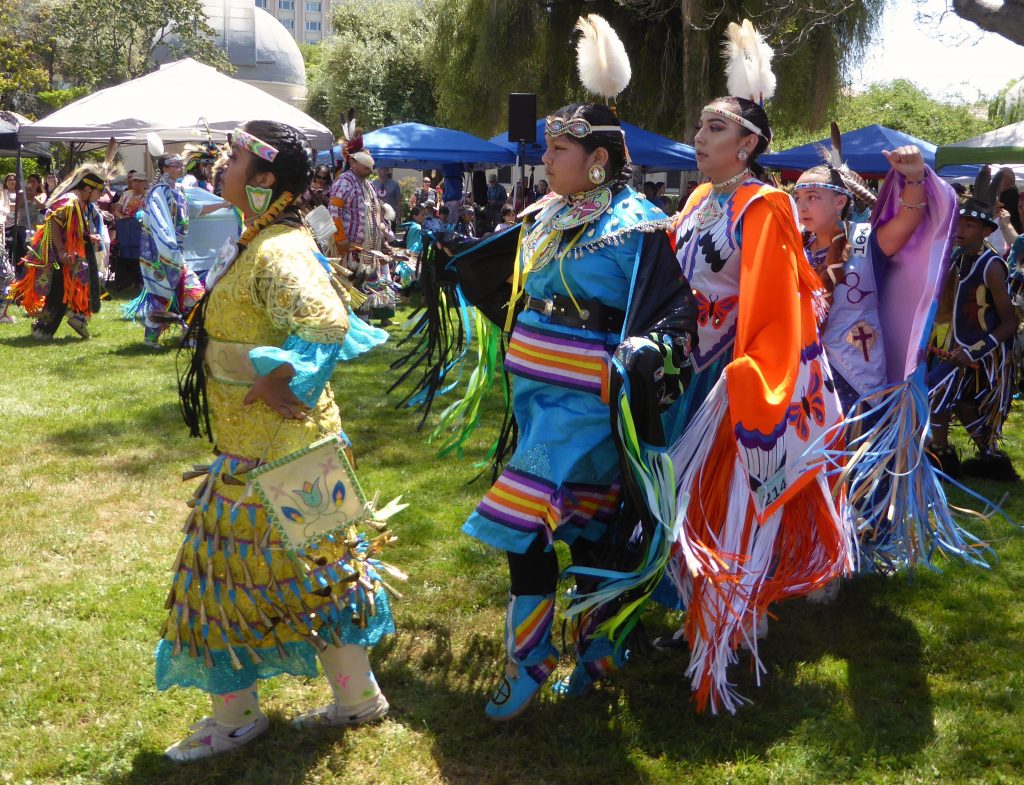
[505,322,611,402]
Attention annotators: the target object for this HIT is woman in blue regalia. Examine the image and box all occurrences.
[459,14,697,721]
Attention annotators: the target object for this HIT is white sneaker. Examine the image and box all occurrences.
[164,714,269,763]
[292,692,389,729]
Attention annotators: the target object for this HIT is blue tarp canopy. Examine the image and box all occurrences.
[759,125,951,177]
[317,122,515,168]
[490,119,697,170]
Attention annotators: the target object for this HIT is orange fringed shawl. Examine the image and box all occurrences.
[667,183,851,714]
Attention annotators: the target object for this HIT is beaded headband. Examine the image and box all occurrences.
[160,154,184,168]
[545,115,624,139]
[702,105,769,141]
[233,128,279,162]
[80,174,104,189]
[793,181,853,199]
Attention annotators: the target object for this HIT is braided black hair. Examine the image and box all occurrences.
[177,120,317,441]
[548,103,632,191]
[705,96,772,178]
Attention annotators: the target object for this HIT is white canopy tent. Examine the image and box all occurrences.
[20,58,333,149]
[935,120,1024,169]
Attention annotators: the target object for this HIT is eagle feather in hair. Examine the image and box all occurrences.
[575,14,631,101]
[722,19,776,106]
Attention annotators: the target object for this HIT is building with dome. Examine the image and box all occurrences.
[157,0,311,106]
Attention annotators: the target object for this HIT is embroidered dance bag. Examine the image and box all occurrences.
[247,434,370,552]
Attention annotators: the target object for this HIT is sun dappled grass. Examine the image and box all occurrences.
[1,297,1023,785]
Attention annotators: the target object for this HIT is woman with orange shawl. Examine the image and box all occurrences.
[657,21,854,714]
[13,164,104,340]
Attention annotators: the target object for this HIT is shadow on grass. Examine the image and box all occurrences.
[619,574,934,772]
[0,333,82,348]
[366,574,935,785]
[104,720,363,785]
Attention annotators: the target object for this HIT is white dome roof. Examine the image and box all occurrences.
[237,7,305,88]
[154,1,307,104]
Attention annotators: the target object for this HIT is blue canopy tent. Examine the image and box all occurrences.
[760,125,940,177]
[490,119,697,170]
[317,122,515,168]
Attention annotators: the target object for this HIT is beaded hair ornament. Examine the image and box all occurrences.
[232,128,279,162]
[703,19,775,141]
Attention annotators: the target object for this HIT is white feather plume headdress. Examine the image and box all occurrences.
[575,14,631,104]
[722,19,776,107]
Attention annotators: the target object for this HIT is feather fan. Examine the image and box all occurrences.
[575,14,631,101]
[722,19,776,106]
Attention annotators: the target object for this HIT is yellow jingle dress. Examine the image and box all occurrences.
[155,224,395,694]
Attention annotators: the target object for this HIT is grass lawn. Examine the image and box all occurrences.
[1,296,1023,785]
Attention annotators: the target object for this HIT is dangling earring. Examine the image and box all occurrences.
[245,184,273,214]
[588,164,606,185]
[737,150,749,162]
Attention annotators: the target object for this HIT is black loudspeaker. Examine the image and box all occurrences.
[508,93,537,143]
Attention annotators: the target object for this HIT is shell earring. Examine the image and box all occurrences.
[588,164,606,185]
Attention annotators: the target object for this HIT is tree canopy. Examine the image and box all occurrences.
[0,0,230,115]
[772,80,999,152]
[306,0,438,134]
[428,0,888,140]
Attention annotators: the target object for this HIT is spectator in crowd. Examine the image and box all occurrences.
[23,174,44,230]
[44,173,58,201]
[374,166,403,225]
[438,204,451,231]
[423,201,444,233]
[653,181,669,211]
[536,179,549,198]
[411,176,436,209]
[493,205,516,232]
[484,173,507,230]
[301,164,332,212]
[676,179,698,212]
[111,171,148,291]
[441,164,464,224]
[455,205,476,238]
[3,173,17,264]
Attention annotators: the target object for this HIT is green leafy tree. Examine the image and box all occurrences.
[33,0,232,91]
[0,0,51,111]
[307,0,438,134]
[772,79,999,152]
[989,77,1024,126]
[430,0,886,140]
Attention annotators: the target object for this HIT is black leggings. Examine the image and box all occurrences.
[506,534,609,596]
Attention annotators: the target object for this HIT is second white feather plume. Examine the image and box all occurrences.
[722,19,776,106]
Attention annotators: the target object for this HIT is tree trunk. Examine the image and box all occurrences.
[951,0,1024,46]
[679,0,710,142]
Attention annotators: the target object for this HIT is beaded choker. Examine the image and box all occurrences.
[711,168,751,194]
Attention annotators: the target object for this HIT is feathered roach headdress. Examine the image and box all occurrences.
[183,141,219,173]
[793,121,877,209]
[47,137,121,207]
[960,165,1014,229]
[704,19,776,141]
[544,14,630,141]
[340,108,374,169]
